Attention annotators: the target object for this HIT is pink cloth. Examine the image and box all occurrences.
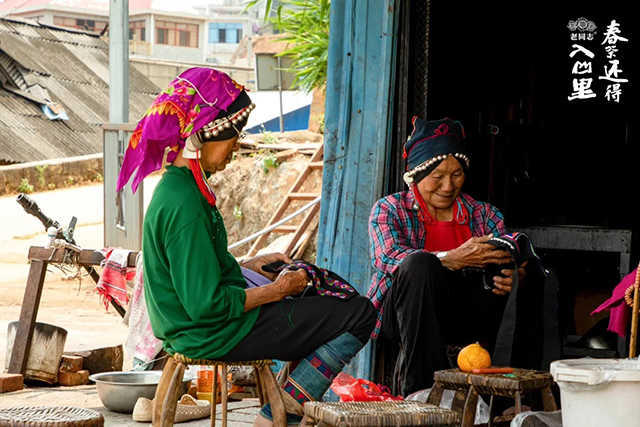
[95,248,135,310]
[591,268,638,337]
[125,254,163,364]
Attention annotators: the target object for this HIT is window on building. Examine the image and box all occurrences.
[156,20,198,47]
[209,23,243,44]
[179,30,189,46]
[53,16,107,32]
[129,20,146,41]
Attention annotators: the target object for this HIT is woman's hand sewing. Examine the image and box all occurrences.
[243,268,308,312]
[274,268,309,296]
[241,252,293,281]
[441,235,513,271]
[492,261,528,295]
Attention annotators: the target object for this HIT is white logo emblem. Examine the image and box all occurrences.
[567,18,597,32]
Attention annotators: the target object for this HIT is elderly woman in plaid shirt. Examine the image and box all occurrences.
[368,117,526,397]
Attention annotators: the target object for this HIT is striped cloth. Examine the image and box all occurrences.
[367,190,506,338]
[95,247,135,310]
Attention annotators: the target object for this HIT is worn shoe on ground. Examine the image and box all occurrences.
[132,394,211,423]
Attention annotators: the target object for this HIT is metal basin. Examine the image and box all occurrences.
[89,371,194,413]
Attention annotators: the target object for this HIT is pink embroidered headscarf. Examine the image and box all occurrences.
[116,67,245,193]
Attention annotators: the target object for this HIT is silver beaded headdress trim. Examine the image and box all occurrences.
[201,102,256,139]
[402,152,470,185]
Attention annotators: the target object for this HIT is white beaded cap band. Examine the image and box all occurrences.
[402,152,470,185]
[202,102,256,139]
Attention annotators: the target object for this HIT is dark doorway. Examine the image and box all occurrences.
[383,0,639,375]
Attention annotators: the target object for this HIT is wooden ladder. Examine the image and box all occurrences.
[246,144,323,259]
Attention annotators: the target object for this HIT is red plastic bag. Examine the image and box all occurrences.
[330,372,404,402]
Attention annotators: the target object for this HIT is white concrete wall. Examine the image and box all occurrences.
[152,44,203,63]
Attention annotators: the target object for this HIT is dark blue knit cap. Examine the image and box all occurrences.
[402,117,469,185]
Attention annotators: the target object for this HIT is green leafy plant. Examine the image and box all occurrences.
[233,206,243,220]
[262,154,280,173]
[47,183,56,190]
[35,165,48,188]
[318,115,325,134]
[65,177,75,186]
[246,0,330,93]
[260,125,279,144]
[95,173,104,182]
[18,178,34,194]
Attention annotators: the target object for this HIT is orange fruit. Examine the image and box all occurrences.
[457,342,491,372]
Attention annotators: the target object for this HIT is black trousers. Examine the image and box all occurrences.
[381,252,508,397]
[219,295,376,362]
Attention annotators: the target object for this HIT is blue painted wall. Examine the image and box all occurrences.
[245,105,311,134]
[317,0,398,380]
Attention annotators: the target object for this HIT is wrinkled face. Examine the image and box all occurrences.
[199,135,240,173]
[416,156,465,210]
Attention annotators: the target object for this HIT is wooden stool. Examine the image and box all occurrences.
[302,401,460,426]
[428,369,558,427]
[0,406,104,426]
[153,353,286,427]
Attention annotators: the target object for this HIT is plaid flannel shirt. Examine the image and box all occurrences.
[367,191,507,338]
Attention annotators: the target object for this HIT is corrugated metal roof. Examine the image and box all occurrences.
[0,18,159,164]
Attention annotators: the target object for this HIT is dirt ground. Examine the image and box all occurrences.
[0,223,127,371]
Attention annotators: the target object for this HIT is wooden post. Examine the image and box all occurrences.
[153,357,177,426]
[462,386,479,427]
[541,387,558,412]
[426,382,444,406]
[211,366,218,427]
[221,363,228,427]
[8,260,48,374]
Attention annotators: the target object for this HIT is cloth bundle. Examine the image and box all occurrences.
[125,253,164,368]
[95,247,135,310]
[262,260,358,300]
[486,233,560,370]
[591,268,639,337]
[483,232,544,291]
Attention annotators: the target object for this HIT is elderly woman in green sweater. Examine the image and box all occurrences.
[116,68,376,426]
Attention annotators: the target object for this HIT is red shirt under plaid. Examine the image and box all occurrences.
[367,190,507,338]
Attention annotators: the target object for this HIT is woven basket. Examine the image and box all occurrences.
[303,401,459,427]
[0,406,104,427]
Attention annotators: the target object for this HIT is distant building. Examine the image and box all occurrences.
[0,0,255,65]
[0,17,158,164]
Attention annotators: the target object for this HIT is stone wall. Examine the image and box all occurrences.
[0,154,103,197]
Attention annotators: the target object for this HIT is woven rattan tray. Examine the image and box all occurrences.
[0,406,104,427]
[304,401,459,427]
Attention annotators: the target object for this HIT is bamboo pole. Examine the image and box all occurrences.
[629,264,640,358]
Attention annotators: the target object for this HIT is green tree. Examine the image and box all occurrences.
[246,0,330,93]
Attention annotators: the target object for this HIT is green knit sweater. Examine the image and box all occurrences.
[142,165,259,359]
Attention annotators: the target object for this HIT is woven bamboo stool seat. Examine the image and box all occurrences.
[0,406,104,427]
[153,353,286,427]
[428,369,558,427]
[302,401,460,427]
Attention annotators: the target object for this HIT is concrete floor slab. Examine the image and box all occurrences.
[0,385,261,427]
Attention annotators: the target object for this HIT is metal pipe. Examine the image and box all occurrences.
[278,55,284,132]
[109,0,130,123]
[228,196,320,250]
